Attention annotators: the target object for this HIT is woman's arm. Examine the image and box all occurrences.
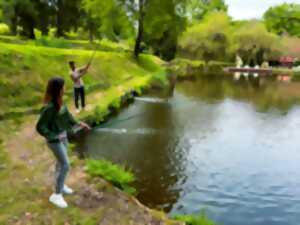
[66,107,79,127]
[36,106,59,142]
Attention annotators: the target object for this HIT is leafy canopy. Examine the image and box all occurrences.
[264,3,300,37]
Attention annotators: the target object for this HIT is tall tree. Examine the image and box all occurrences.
[34,0,55,35]
[3,0,38,38]
[264,3,300,37]
[143,0,187,59]
[82,0,134,41]
[186,0,227,21]
[48,0,82,37]
[83,0,186,58]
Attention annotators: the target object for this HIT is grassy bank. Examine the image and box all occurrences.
[0,41,165,116]
[0,40,184,225]
[168,58,234,78]
[169,58,300,79]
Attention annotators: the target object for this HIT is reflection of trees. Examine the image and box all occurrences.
[176,75,300,112]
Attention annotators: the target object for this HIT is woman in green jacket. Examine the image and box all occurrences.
[36,77,90,208]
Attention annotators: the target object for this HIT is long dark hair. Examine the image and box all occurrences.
[44,77,65,111]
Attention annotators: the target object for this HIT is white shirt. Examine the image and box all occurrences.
[70,68,84,88]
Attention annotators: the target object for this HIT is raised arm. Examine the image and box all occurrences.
[78,63,91,75]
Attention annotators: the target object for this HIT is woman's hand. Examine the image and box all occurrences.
[58,132,67,141]
[79,121,91,131]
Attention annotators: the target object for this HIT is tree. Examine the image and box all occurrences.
[83,0,186,58]
[264,3,300,37]
[186,0,227,21]
[232,21,281,65]
[143,0,187,60]
[3,0,38,38]
[82,0,134,41]
[178,11,232,62]
[34,0,55,35]
[49,0,82,37]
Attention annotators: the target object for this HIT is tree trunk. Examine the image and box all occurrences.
[88,23,94,42]
[56,0,64,37]
[29,24,35,39]
[11,17,17,35]
[134,0,145,58]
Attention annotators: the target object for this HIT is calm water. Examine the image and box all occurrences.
[75,74,300,225]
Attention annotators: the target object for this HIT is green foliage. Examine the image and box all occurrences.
[179,11,232,62]
[186,0,227,21]
[82,0,134,41]
[173,211,215,225]
[0,23,9,35]
[279,36,300,57]
[143,0,187,60]
[232,21,281,65]
[264,3,300,37]
[85,159,137,195]
[3,0,38,38]
[179,12,284,65]
[35,36,71,48]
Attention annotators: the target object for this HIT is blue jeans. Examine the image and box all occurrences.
[47,138,70,194]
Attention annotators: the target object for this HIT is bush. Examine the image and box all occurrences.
[0,23,10,35]
[85,159,137,195]
[179,12,232,62]
[35,36,71,49]
[173,211,215,225]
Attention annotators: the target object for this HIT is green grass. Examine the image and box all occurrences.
[173,212,216,225]
[0,41,165,116]
[85,159,137,195]
[0,34,130,52]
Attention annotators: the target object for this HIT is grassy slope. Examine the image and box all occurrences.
[0,41,178,225]
[0,41,164,114]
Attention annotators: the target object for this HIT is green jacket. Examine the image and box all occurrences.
[36,102,78,142]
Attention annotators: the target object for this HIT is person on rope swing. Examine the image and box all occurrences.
[69,61,91,113]
[36,77,91,208]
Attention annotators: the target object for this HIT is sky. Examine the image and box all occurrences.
[226,0,300,20]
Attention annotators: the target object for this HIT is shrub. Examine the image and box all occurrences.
[0,23,10,35]
[85,159,137,195]
[173,211,215,225]
[179,12,232,62]
[35,36,71,49]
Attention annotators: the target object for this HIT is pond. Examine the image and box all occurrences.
[75,74,300,225]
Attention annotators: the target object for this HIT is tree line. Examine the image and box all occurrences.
[0,1,299,60]
[0,0,226,58]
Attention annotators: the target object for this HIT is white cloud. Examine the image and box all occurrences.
[226,0,300,20]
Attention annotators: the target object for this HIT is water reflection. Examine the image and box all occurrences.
[177,74,299,113]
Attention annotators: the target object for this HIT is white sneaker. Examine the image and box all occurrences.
[49,193,68,208]
[63,185,74,195]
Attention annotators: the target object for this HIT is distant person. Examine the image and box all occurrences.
[36,77,91,208]
[69,61,91,113]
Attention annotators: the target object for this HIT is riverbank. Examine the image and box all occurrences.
[168,58,300,79]
[167,58,233,78]
[0,42,183,225]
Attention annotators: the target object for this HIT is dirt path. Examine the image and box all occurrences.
[2,85,183,225]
